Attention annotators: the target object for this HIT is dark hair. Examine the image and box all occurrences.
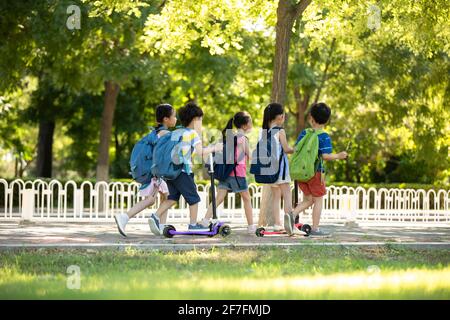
[262,103,284,129]
[222,111,252,140]
[156,104,174,123]
[178,102,204,127]
[309,102,331,124]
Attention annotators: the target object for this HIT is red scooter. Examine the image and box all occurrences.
[255,182,311,237]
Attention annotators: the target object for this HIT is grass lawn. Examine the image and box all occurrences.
[0,245,449,299]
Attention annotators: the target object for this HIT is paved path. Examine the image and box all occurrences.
[1,221,449,250]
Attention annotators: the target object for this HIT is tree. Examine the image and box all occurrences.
[260,0,311,227]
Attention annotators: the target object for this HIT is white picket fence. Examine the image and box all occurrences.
[0,179,449,225]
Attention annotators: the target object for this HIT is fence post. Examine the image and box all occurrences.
[74,189,83,218]
[344,193,359,227]
[21,189,36,221]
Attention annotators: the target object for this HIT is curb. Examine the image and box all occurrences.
[0,242,449,251]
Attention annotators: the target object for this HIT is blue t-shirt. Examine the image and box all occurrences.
[295,130,332,172]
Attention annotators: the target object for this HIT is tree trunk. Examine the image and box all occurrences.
[14,156,18,177]
[293,86,310,135]
[260,0,311,227]
[96,80,120,182]
[36,120,55,178]
[271,1,297,104]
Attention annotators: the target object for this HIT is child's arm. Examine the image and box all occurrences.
[244,137,251,162]
[194,142,223,160]
[279,129,294,154]
[322,151,348,161]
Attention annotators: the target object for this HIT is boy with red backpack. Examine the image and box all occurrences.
[285,102,347,237]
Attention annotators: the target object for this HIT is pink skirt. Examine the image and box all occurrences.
[139,178,169,197]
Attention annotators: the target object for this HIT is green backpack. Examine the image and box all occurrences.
[290,128,324,182]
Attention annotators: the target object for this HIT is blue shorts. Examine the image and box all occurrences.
[166,172,201,205]
[218,176,248,193]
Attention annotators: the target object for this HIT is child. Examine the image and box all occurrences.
[261,103,295,231]
[114,104,177,237]
[200,111,257,234]
[288,102,347,236]
[148,102,222,235]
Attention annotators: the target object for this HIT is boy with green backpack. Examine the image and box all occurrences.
[285,102,347,236]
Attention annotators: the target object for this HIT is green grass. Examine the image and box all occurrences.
[0,246,449,299]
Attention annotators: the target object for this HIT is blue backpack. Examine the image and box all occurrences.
[151,128,186,180]
[250,126,286,184]
[129,126,166,185]
[211,135,242,186]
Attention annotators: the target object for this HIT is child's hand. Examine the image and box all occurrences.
[338,151,348,160]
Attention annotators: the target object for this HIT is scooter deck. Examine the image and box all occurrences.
[256,223,311,237]
[163,222,231,238]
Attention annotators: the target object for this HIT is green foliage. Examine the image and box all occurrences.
[0,0,448,184]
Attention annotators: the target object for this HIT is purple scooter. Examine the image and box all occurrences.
[162,154,231,238]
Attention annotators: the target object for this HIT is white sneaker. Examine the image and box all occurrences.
[148,213,161,236]
[247,224,257,234]
[159,224,165,236]
[200,218,211,228]
[273,224,284,232]
[114,213,129,237]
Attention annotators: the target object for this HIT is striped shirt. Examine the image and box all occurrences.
[179,128,201,174]
[295,129,332,172]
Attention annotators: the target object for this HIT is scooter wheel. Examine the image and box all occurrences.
[301,224,312,236]
[219,225,231,237]
[163,225,176,238]
[255,227,265,237]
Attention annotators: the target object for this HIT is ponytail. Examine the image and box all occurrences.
[262,108,270,130]
[222,111,252,140]
[262,103,284,129]
[222,118,234,141]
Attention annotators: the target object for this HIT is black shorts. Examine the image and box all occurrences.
[166,172,201,205]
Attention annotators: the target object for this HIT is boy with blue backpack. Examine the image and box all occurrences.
[148,102,223,235]
[114,104,177,237]
[286,102,348,237]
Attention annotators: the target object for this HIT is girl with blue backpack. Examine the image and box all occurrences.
[200,112,257,234]
[251,103,295,232]
[114,104,177,237]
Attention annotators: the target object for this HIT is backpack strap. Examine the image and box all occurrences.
[312,129,326,184]
[268,126,285,180]
[231,135,241,188]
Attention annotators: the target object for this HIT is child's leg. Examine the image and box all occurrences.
[158,192,169,224]
[278,183,292,214]
[203,188,228,221]
[156,199,176,217]
[271,186,282,225]
[311,196,324,231]
[292,195,314,216]
[126,196,155,219]
[188,203,198,225]
[239,190,254,226]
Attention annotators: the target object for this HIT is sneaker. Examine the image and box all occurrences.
[273,224,284,232]
[284,212,295,235]
[158,224,165,236]
[114,213,129,237]
[310,229,331,237]
[188,223,210,231]
[247,224,257,234]
[200,218,211,228]
[148,213,161,235]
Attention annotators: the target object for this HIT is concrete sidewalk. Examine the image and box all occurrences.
[1,220,449,250]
